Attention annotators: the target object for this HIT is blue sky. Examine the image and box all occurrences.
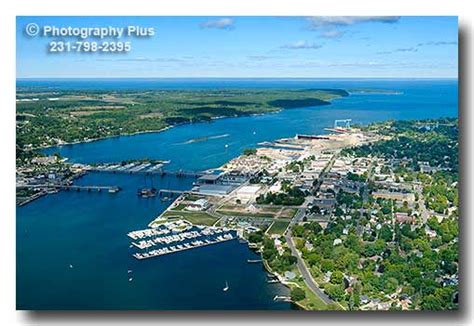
[16,16,458,78]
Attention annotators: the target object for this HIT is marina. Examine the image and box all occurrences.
[128,220,238,260]
[87,161,205,178]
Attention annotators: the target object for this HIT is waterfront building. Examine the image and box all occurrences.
[185,199,209,211]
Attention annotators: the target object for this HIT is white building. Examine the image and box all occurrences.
[236,185,261,202]
[185,199,209,211]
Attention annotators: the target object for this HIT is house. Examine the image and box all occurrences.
[284,271,296,281]
[394,212,416,224]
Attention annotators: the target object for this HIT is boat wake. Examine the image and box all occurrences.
[178,133,230,145]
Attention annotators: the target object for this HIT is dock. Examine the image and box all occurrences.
[18,184,121,193]
[133,234,236,260]
[273,295,292,302]
[128,220,237,260]
[158,189,186,196]
[88,162,204,178]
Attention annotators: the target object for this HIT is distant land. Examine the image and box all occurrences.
[16,88,349,150]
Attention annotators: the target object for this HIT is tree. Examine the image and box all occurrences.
[330,271,344,285]
[324,284,345,301]
[321,259,335,273]
[384,277,399,293]
[422,294,443,310]
[379,225,393,242]
[291,287,306,302]
[243,148,257,156]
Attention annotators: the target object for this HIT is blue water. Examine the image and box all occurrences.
[17,78,458,309]
[40,79,458,171]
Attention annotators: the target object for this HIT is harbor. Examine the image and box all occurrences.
[128,220,237,260]
[17,78,458,310]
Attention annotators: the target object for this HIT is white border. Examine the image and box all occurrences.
[1,1,473,325]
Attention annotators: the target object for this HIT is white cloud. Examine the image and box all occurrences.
[281,40,322,50]
[307,16,401,28]
[200,18,234,30]
[319,29,345,39]
[417,41,458,46]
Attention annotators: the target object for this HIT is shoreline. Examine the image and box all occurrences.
[34,110,287,152]
[30,90,348,153]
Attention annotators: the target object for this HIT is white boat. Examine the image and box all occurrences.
[129,277,133,282]
[223,281,229,292]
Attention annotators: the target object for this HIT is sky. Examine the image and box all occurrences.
[16,16,458,78]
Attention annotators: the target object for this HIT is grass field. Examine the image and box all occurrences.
[215,210,273,218]
[161,211,219,226]
[267,219,291,235]
[291,276,331,311]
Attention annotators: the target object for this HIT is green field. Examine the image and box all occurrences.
[216,209,273,219]
[291,275,332,311]
[267,219,290,235]
[161,210,219,226]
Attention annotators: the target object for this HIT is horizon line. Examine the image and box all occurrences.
[17,76,459,80]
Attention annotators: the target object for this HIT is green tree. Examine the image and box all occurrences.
[330,271,344,285]
[291,287,306,302]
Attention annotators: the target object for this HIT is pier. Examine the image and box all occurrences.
[128,220,237,260]
[158,189,186,196]
[273,295,292,302]
[87,161,204,178]
[133,235,236,260]
[18,184,121,193]
[61,185,121,193]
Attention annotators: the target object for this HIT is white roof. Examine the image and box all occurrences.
[194,199,208,205]
[237,185,261,195]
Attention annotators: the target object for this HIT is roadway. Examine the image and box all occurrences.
[282,151,341,307]
[284,231,334,305]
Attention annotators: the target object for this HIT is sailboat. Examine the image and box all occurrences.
[223,281,229,292]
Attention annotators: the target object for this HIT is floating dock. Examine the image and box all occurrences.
[133,234,236,260]
[128,221,237,260]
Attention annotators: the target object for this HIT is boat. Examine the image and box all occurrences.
[137,175,157,198]
[69,264,74,269]
[223,281,229,292]
[108,186,121,193]
[129,277,133,282]
[137,188,157,198]
[247,259,262,263]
